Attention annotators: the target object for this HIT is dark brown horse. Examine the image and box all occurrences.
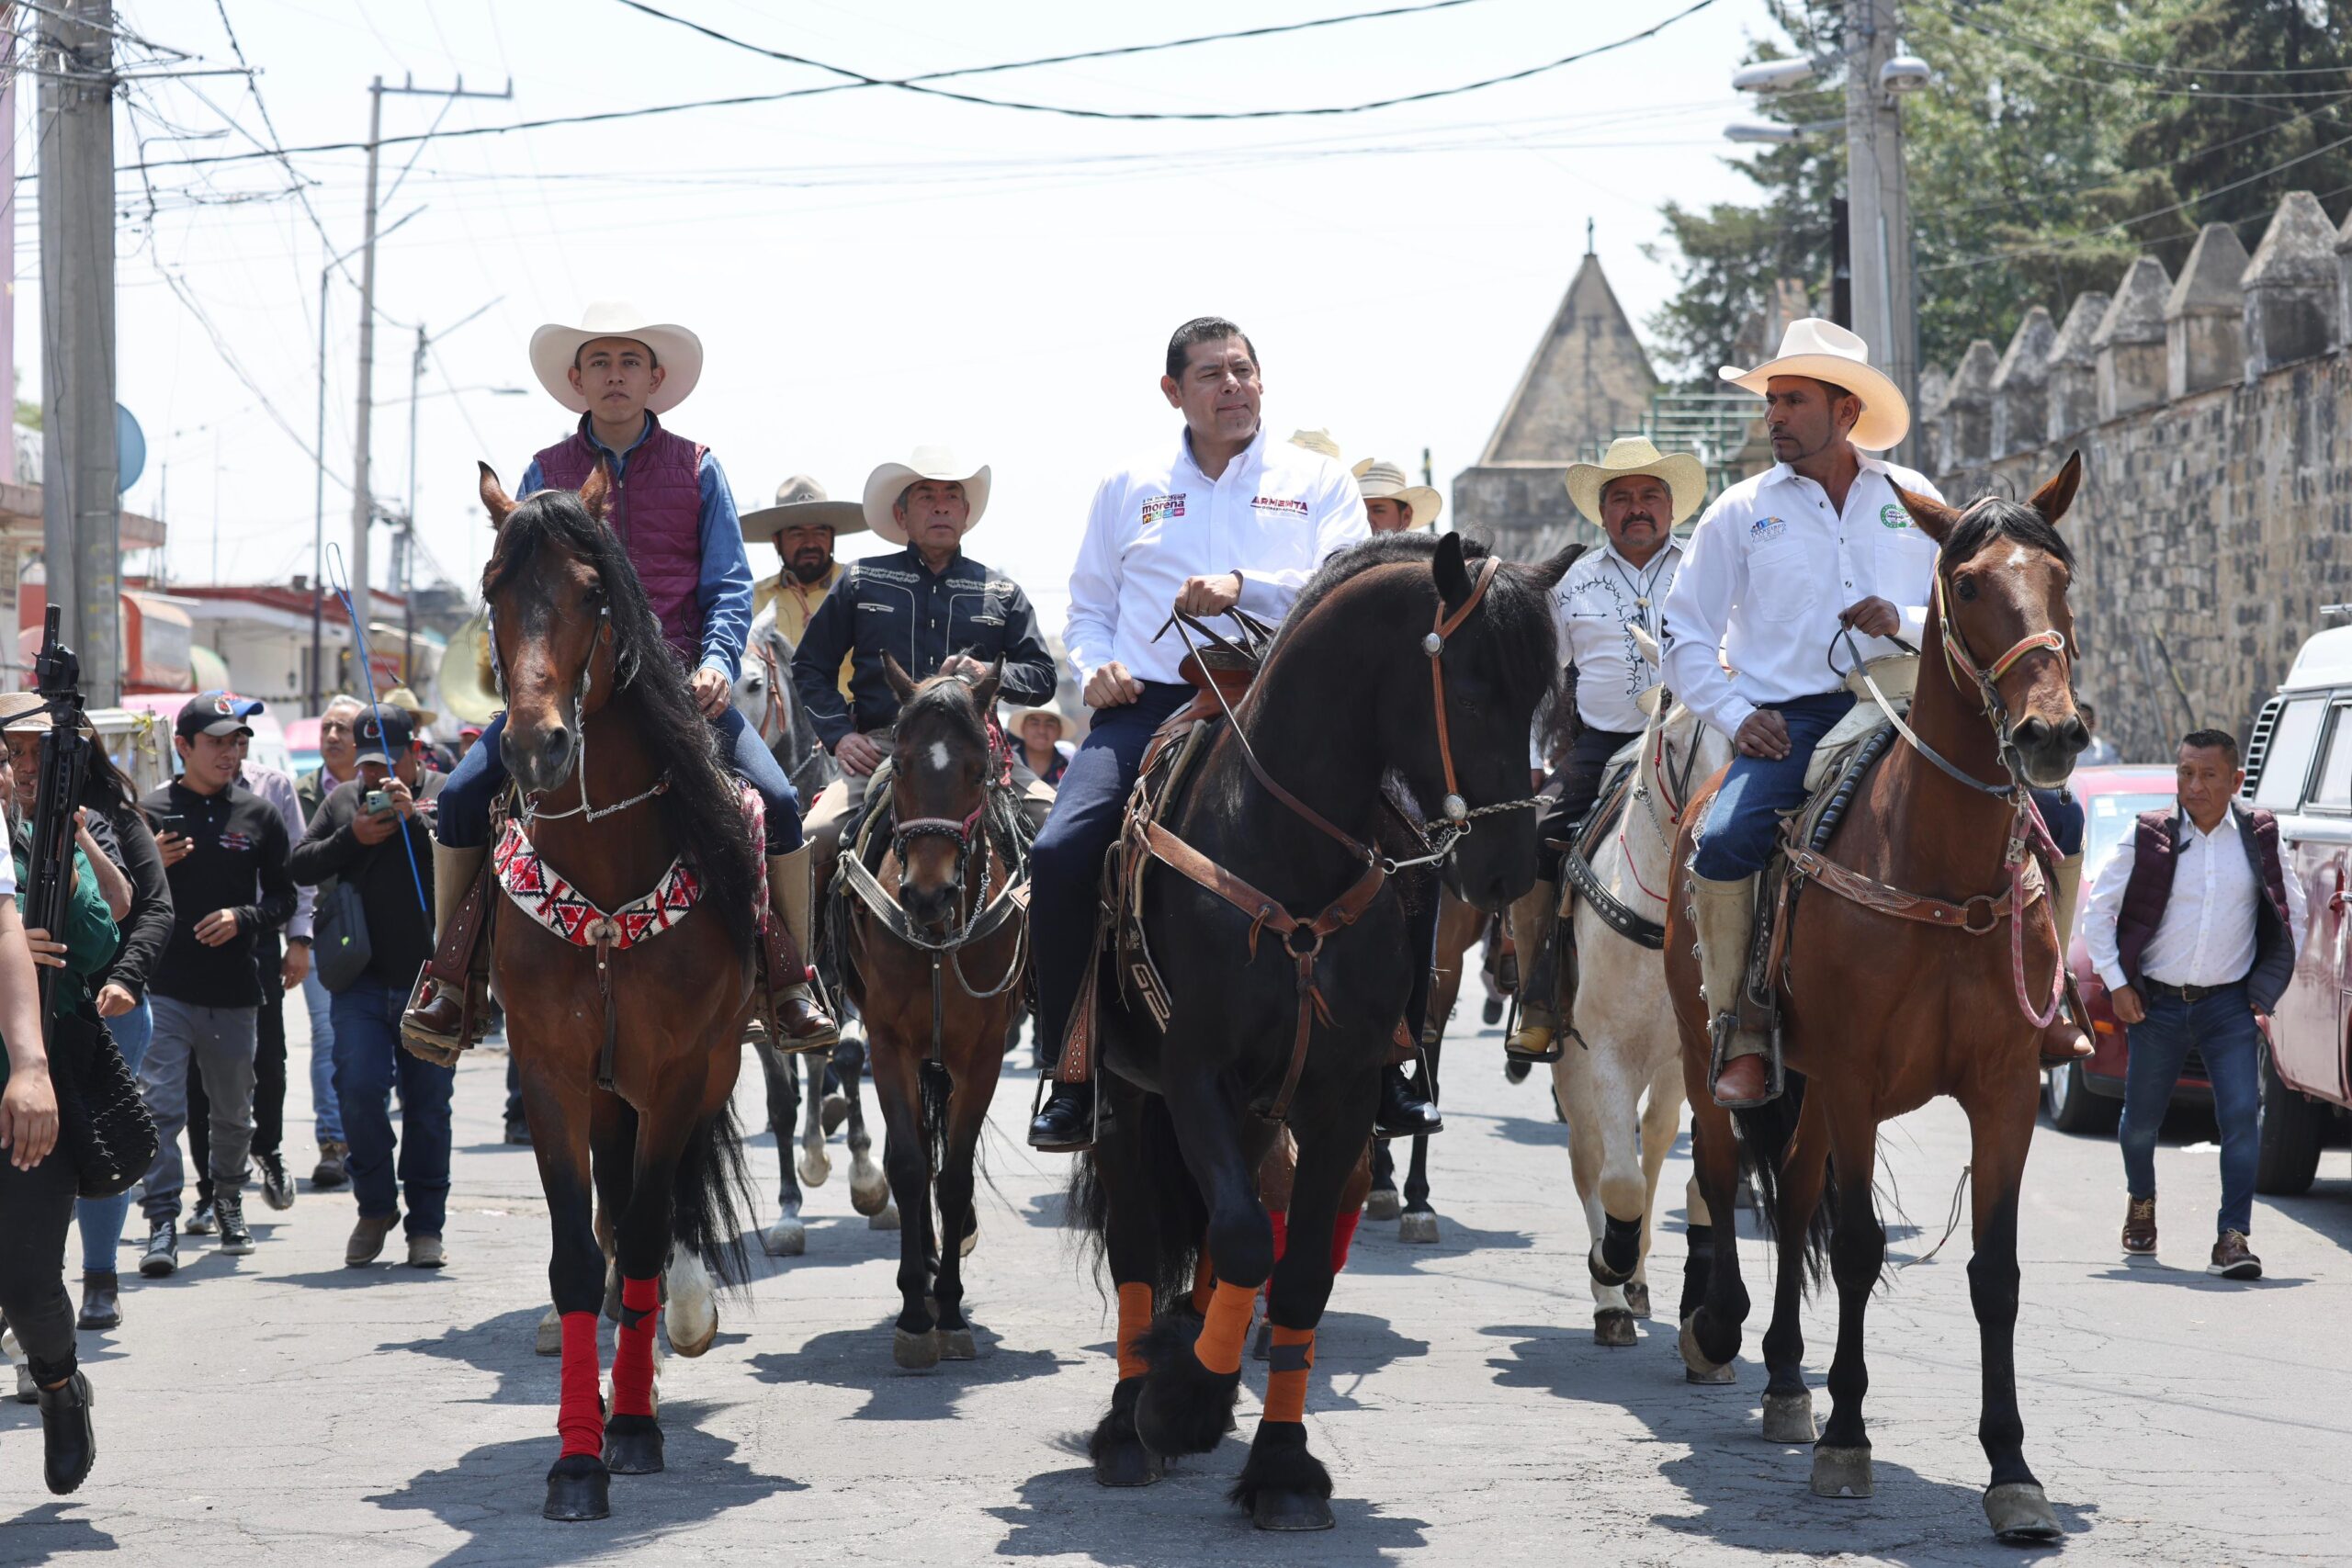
[836,659,1025,1369]
[478,466,759,1523]
[1665,454,2086,1544]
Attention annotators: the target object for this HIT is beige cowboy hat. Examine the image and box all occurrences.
[740,475,867,543]
[1565,436,1707,529]
[528,300,704,416]
[379,684,440,730]
[1288,428,1343,461]
[0,691,92,738]
[1719,317,1908,452]
[1351,457,1442,529]
[1011,706,1066,739]
[863,446,991,546]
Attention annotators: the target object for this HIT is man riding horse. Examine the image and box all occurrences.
[1659,319,2087,1109]
[404,300,837,1055]
[1508,436,1701,1065]
[744,474,865,705]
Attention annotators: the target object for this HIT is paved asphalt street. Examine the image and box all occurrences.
[4,1002,2349,1568]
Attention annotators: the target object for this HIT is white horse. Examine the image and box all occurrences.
[1552,630,1731,1352]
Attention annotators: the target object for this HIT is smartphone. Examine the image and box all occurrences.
[363,790,393,817]
[152,813,187,837]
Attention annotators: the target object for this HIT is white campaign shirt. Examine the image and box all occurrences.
[1555,539,1682,735]
[2083,805,2307,992]
[1659,457,1943,739]
[1064,426,1369,688]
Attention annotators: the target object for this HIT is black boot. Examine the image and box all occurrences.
[76,1273,120,1332]
[38,1369,96,1495]
[1028,1080,1095,1152]
[1373,1064,1442,1141]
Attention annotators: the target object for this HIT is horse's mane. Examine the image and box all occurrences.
[484,488,762,953]
[1943,497,2075,571]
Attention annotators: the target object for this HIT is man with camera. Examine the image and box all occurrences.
[289,704,450,1270]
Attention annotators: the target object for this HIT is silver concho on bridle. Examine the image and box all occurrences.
[1421,631,1444,657]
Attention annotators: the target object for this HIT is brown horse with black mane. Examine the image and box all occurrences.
[1665,453,2087,1544]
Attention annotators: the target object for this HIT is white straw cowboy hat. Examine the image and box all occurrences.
[863,446,992,546]
[1351,457,1442,529]
[1565,436,1707,529]
[740,475,868,543]
[529,301,704,416]
[1288,428,1343,461]
[1012,706,1066,738]
[1719,316,1908,452]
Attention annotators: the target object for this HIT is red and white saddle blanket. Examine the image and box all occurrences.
[494,787,766,951]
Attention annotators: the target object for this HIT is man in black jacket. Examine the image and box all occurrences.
[133,693,295,1269]
[289,704,450,1270]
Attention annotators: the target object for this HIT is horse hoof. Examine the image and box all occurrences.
[1251,1320,1272,1361]
[1093,1435,1162,1488]
[602,1413,664,1474]
[1593,1308,1638,1348]
[1588,1245,1634,1288]
[1397,1210,1441,1244]
[1252,1491,1337,1532]
[1984,1481,2063,1542]
[1761,1389,1817,1444]
[1623,1281,1651,1318]
[763,1218,807,1257]
[937,1327,977,1361]
[1679,1318,1735,1385]
[1363,1190,1402,1222]
[535,1306,563,1357]
[893,1328,941,1371]
[850,1166,890,1217]
[543,1453,610,1521]
[797,1147,832,1189]
[869,1202,900,1232]
[1810,1445,1874,1499]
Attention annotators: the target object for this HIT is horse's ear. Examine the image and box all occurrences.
[969,658,1002,715]
[577,457,613,524]
[1629,623,1662,669]
[1894,483,1962,546]
[883,652,919,703]
[1532,541,1585,592]
[1433,530,1475,611]
[2029,450,2084,528]
[479,462,516,528]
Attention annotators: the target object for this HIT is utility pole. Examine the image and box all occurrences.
[37,0,119,702]
[1844,0,1917,460]
[399,296,500,684]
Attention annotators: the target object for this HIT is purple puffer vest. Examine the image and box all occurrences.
[2114,807,2295,1012]
[535,413,707,666]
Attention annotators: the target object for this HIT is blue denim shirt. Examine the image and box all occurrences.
[519,414,752,682]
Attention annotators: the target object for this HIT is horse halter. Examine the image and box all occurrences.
[490,602,672,828]
[1932,564,2072,778]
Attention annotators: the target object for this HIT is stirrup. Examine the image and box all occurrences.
[399,969,475,1067]
[1706,1011,1782,1109]
[1504,1016,1563,1066]
[1026,1071,1105,1153]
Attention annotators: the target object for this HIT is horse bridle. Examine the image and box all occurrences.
[488,603,673,829]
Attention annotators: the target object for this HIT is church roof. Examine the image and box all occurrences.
[1475,248,1658,465]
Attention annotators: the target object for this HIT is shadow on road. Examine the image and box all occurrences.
[1299,1310,1430,1412]
[748,1317,1068,1418]
[989,1460,1430,1565]
[0,1500,117,1555]
[1340,1219,1532,1275]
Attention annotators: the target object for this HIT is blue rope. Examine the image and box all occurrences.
[325,545,432,921]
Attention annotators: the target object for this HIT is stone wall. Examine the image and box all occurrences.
[1924,189,2352,763]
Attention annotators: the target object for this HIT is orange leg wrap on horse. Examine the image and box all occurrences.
[557,1311,605,1458]
[610,1276,660,1418]
[1194,1279,1257,1377]
[1264,1326,1316,1424]
[1115,1282,1153,1382]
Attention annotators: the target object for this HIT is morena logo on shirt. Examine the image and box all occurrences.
[1879,503,1910,529]
[1139,494,1185,523]
[1749,515,1787,544]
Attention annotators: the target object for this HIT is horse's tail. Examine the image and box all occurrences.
[673,1098,756,1292]
[1731,1069,1835,1291]
[1069,1093,1206,1309]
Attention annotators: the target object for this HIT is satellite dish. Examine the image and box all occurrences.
[116,404,145,492]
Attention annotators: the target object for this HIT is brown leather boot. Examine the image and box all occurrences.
[769,846,840,1050]
[2121,1195,2156,1256]
[401,842,489,1061]
[1713,1053,1770,1108]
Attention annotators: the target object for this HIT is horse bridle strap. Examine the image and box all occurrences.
[1142,818,1387,1126]
[1424,556,1502,823]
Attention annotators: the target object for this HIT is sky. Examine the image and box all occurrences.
[17,0,1783,662]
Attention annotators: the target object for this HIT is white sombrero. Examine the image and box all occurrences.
[1351,457,1442,529]
[1565,436,1707,528]
[1288,428,1343,461]
[1719,317,1909,453]
[740,475,868,543]
[529,301,704,415]
[863,446,992,546]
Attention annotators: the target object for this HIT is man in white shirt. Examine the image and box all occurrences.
[1508,437,1701,1065]
[2080,729,2303,1280]
[1660,320,1943,1108]
[1028,317,1370,1150]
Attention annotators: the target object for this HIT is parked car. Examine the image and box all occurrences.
[2233,627,2352,1193]
[2045,765,2185,1134]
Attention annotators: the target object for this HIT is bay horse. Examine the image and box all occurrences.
[1664,454,2086,1544]
[836,658,1025,1369]
[1074,531,1574,1530]
[478,464,760,1523]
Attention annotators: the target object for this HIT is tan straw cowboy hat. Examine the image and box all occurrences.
[1719,316,1908,452]
[863,446,992,546]
[379,684,440,730]
[1288,428,1343,461]
[740,475,868,543]
[1012,706,1066,738]
[1351,457,1442,529]
[1565,436,1707,529]
[528,301,704,415]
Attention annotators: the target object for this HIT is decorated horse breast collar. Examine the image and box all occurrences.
[494,819,703,950]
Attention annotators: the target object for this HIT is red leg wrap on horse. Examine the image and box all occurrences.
[1194,1279,1256,1377]
[610,1276,660,1418]
[1329,1205,1362,1274]
[557,1311,605,1458]
[1264,1326,1316,1424]
[1115,1282,1152,1382]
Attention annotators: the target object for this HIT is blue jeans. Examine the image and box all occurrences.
[2120,982,2262,1236]
[435,705,802,852]
[301,969,344,1144]
[1028,682,1197,1069]
[1691,692,1857,881]
[75,1000,152,1273]
[331,977,456,1237]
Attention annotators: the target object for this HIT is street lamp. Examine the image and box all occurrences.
[1730,56,1820,94]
